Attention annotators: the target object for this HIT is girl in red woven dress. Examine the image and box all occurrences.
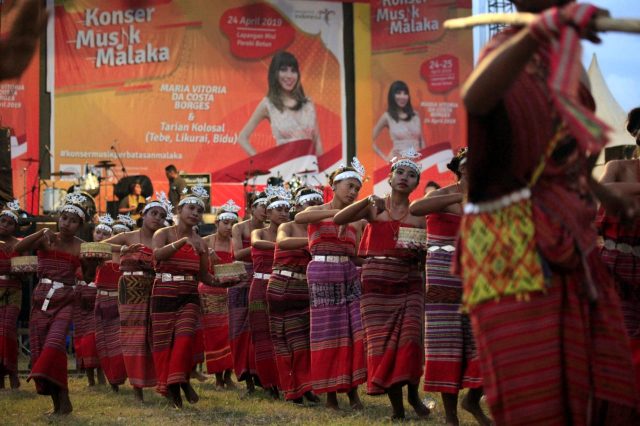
[249,186,291,399]
[74,214,113,387]
[410,149,489,425]
[104,192,170,401]
[335,150,430,420]
[461,1,638,423]
[151,186,209,408]
[295,159,367,410]
[94,214,133,392]
[16,193,90,415]
[0,200,23,390]
[200,199,240,389]
[267,187,323,405]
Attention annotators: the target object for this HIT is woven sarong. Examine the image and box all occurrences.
[28,250,79,393]
[361,258,424,395]
[0,277,21,375]
[95,262,126,385]
[307,259,366,393]
[199,283,232,374]
[228,262,256,381]
[424,233,481,393]
[249,274,280,388]
[118,273,156,388]
[73,282,99,369]
[471,252,639,425]
[267,270,312,399]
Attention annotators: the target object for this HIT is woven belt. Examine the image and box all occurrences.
[312,255,349,263]
[427,245,456,253]
[123,271,148,276]
[40,279,67,312]
[272,269,306,280]
[155,273,196,282]
[253,272,271,280]
[97,289,118,297]
[77,281,97,288]
[603,239,640,257]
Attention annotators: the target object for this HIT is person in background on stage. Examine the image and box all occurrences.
[103,193,170,401]
[199,199,240,390]
[460,1,639,423]
[229,191,267,394]
[423,180,440,196]
[119,182,145,221]
[151,186,209,408]
[16,193,89,415]
[73,214,112,388]
[373,81,425,162]
[410,148,489,426]
[597,106,640,391]
[295,159,367,411]
[334,149,429,420]
[165,165,186,211]
[267,187,323,405]
[238,51,323,157]
[93,214,132,393]
[0,0,46,81]
[0,200,23,390]
[249,186,291,399]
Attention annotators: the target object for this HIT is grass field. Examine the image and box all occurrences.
[0,373,487,425]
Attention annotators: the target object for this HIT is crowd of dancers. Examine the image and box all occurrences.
[1,1,640,425]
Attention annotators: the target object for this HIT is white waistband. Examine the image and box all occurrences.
[253,272,271,280]
[155,273,196,282]
[0,275,11,280]
[312,255,349,263]
[603,239,640,257]
[123,271,149,276]
[427,245,456,253]
[272,269,305,279]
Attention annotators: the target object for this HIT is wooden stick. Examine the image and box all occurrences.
[444,13,640,34]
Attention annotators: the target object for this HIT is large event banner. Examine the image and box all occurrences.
[52,0,346,207]
[356,0,472,197]
[0,2,41,214]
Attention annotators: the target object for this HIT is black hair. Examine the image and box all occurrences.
[627,107,640,137]
[446,147,468,179]
[267,51,307,112]
[129,181,141,194]
[387,80,415,122]
[425,181,440,189]
[165,164,177,173]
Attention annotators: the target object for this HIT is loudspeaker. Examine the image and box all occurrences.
[0,128,13,203]
[605,144,637,163]
[114,175,153,200]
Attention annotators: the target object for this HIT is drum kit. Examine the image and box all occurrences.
[42,160,115,216]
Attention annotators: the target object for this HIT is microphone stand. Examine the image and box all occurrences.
[111,145,127,178]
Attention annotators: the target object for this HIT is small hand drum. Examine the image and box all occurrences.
[10,256,38,274]
[80,242,113,260]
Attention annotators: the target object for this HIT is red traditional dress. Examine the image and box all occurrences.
[95,261,126,386]
[597,210,640,391]
[266,246,313,400]
[28,250,80,393]
[118,246,156,388]
[424,213,481,393]
[462,28,639,424]
[197,242,233,374]
[359,221,424,395]
[151,245,201,395]
[0,251,20,377]
[227,236,256,382]
[248,245,280,389]
[73,279,99,370]
[307,219,366,393]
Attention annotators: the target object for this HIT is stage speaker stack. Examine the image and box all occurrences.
[0,128,13,203]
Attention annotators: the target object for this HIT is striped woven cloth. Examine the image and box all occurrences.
[150,245,201,396]
[118,247,156,388]
[73,282,99,369]
[267,247,313,400]
[0,252,20,375]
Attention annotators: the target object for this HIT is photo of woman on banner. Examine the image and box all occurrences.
[238,51,323,157]
[372,81,425,162]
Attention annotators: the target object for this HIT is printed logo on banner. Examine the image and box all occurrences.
[220,4,295,59]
